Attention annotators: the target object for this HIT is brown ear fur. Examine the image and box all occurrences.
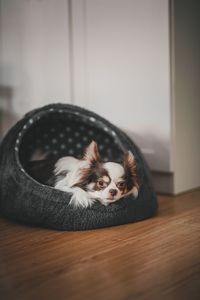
[83,141,100,165]
[72,141,101,189]
[123,151,140,190]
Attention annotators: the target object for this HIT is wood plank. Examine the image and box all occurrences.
[0,190,200,300]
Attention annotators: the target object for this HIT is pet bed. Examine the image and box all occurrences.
[0,103,158,230]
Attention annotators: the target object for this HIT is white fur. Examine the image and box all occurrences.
[88,183,138,206]
[56,184,95,208]
[69,187,96,208]
[54,158,138,208]
[87,162,119,205]
[103,162,124,181]
[87,161,138,206]
[53,142,138,208]
[32,142,138,208]
[54,157,96,208]
[54,156,79,175]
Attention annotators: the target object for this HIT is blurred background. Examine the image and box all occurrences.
[0,0,199,194]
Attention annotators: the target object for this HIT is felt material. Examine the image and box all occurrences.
[0,103,158,230]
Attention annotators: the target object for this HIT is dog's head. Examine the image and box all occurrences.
[73,141,140,205]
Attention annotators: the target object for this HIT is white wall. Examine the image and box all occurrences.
[172,0,200,193]
[0,0,72,134]
[0,0,172,173]
[71,0,172,172]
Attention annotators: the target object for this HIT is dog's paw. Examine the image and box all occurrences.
[69,187,96,208]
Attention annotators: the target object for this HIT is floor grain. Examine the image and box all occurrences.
[0,190,200,300]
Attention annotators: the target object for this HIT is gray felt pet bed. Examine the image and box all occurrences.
[0,103,158,230]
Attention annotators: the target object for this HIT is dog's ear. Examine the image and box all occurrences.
[123,151,140,189]
[83,141,100,165]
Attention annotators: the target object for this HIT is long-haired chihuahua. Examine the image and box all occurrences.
[28,141,140,208]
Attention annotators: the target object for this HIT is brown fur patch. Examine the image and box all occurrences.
[123,151,140,192]
[83,141,100,165]
[116,181,126,192]
[73,164,110,191]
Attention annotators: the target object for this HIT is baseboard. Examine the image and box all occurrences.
[151,171,174,195]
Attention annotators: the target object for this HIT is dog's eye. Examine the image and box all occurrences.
[97,180,105,188]
[117,181,125,189]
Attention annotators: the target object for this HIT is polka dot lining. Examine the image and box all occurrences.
[18,110,123,171]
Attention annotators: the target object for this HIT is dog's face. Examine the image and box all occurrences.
[74,141,140,205]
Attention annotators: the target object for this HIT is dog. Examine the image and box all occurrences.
[28,141,140,208]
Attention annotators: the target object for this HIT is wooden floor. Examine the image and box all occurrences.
[0,190,200,300]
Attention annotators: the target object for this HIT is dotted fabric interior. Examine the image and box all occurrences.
[19,111,124,172]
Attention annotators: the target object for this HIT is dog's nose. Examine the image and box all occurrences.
[109,189,117,197]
